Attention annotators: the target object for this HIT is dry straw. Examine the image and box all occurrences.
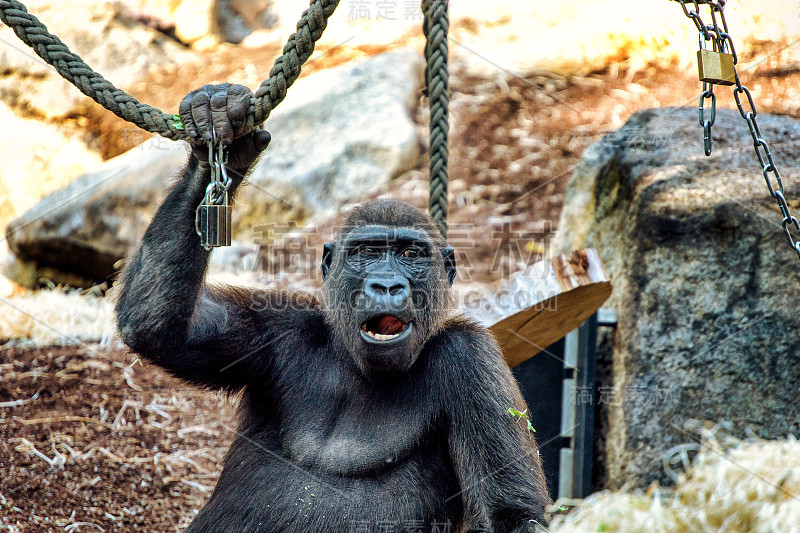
[0,288,118,347]
[551,435,800,533]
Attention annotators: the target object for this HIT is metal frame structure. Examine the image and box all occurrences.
[514,309,617,500]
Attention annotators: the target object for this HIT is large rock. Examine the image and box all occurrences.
[0,1,192,118]
[0,101,102,233]
[553,107,800,489]
[242,49,423,227]
[5,138,187,286]
[5,50,423,287]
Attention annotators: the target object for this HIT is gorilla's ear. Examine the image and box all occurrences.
[442,246,456,286]
[321,242,335,281]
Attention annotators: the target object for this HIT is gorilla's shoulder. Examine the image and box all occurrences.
[248,288,327,349]
[424,315,508,384]
[428,315,501,360]
[439,314,490,336]
[251,288,321,311]
[212,285,324,326]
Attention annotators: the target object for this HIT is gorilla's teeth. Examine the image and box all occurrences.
[366,331,400,341]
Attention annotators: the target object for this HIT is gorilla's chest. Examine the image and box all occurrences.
[274,357,440,476]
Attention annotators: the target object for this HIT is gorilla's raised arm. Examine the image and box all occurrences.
[115,84,279,390]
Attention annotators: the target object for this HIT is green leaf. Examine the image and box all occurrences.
[508,407,535,433]
[172,114,184,130]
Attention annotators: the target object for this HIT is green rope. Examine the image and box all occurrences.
[423,0,450,238]
[0,0,339,141]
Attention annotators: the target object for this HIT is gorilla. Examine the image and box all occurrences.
[116,84,551,532]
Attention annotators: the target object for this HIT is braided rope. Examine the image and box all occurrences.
[0,0,339,141]
[422,0,449,238]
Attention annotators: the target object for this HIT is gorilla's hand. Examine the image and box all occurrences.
[179,83,271,170]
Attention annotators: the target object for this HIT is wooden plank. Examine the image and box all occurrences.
[489,248,611,368]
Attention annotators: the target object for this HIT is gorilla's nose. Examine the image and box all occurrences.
[365,275,410,303]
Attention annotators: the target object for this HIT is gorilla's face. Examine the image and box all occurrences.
[321,224,456,377]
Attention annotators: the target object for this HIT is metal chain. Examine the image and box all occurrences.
[211,142,232,205]
[674,0,800,260]
[699,80,715,156]
[195,138,231,248]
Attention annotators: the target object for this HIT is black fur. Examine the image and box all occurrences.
[116,155,551,532]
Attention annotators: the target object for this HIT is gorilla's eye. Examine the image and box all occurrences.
[400,247,426,258]
[359,246,382,257]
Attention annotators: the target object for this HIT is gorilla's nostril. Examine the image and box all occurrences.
[365,274,410,302]
[370,282,389,295]
[389,283,405,296]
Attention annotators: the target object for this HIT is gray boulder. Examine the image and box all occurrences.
[553,107,800,489]
[0,101,103,233]
[5,50,423,287]
[5,138,187,286]
[240,49,424,228]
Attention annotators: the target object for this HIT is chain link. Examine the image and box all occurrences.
[195,135,232,246]
[699,81,716,155]
[209,142,232,205]
[674,0,800,260]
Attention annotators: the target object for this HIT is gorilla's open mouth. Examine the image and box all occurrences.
[361,315,411,343]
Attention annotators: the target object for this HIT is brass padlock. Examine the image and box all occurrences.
[697,49,735,86]
[198,200,232,248]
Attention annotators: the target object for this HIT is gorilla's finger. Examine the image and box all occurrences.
[253,129,271,153]
[211,92,234,146]
[227,85,252,137]
[178,92,199,138]
[191,92,213,145]
[226,129,271,170]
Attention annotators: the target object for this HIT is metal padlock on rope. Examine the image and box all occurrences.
[195,141,232,249]
[697,34,735,86]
